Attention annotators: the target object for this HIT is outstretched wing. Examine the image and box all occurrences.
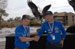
[28,1,37,9]
[68,0,75,11]
[42,5,51,15]
[28,1,42,18]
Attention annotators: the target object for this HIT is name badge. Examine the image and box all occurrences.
[52,35,55,40]
[51,34,55,40]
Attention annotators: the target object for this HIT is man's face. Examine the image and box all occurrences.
[45,15,53,21]
[22,18,30,26]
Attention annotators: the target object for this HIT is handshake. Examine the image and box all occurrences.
[31,36,40,42]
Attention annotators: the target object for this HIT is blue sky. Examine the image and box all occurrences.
[3,0,75,20]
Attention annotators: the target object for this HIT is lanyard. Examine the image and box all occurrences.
[24,27,29,37]
[48,21,54,34]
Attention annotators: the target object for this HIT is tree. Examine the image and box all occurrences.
[7,18,14,28]
[0,9,8,29]
[0,0,8,29]
[14,17,21,22]
[54,12,58,14]
[7,18,13,22]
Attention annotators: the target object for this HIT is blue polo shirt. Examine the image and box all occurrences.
[15,25,30,49]
[37,21,66,42]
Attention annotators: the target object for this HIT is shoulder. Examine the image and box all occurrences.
[54,21,62,25]
[54,21,64,28]
[15,25,23,30]
[42,21,48,25]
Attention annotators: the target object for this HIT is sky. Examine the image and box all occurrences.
[3,0,75,20]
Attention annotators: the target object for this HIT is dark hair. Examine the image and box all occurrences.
[43,11,53,17]
[22,15,31,20]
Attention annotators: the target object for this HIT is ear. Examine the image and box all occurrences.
[42,5,51,15]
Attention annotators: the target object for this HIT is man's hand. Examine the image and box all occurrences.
[60,39,64,48]
[33,36,40,42]
[19,37,34,42]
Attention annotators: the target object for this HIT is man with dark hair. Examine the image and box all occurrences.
[15,15,34,49]
[34,11,66,49]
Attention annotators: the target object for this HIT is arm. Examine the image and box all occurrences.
[19,37,34,42]
[60,23,66,39]
[60,38,65,48]
[15,26,33,42]
[33,36,40,42]
[60,23,66,48]
[34,23,45,42]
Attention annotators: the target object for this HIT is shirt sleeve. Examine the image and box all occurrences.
[15,27,23,37]
[37,23,45,37]
[60,22,66,39]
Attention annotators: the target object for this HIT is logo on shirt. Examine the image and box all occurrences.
[54,27,59,33]
[55,30,59,33]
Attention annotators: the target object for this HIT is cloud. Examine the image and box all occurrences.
[4,0,75,20]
